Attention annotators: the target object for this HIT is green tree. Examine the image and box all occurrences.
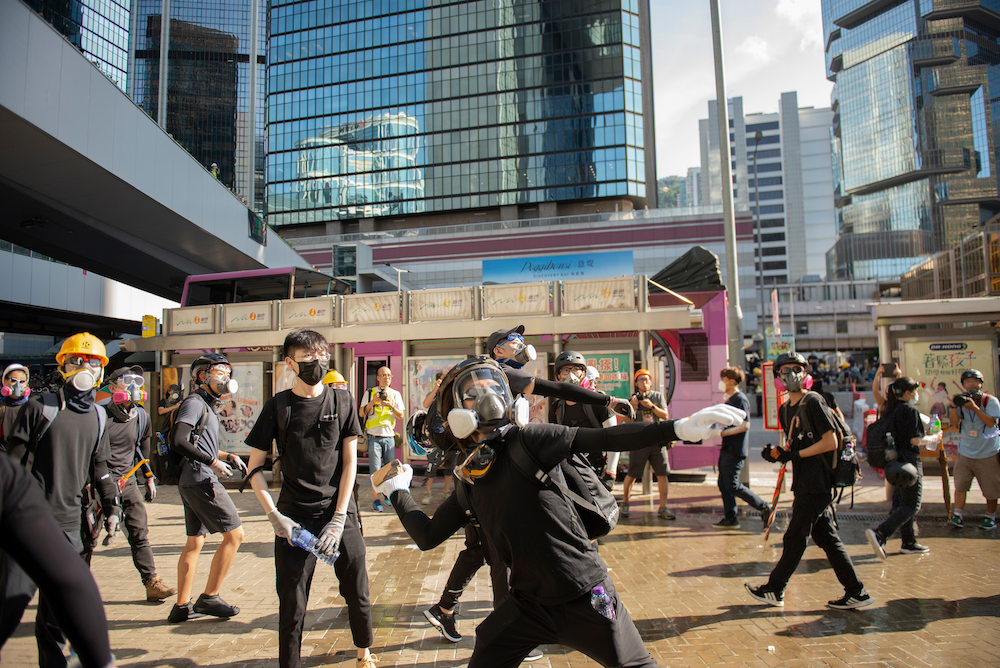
[657,176,684,208]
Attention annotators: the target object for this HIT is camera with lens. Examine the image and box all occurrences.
[378,388,388,401]
[634,392,647,403]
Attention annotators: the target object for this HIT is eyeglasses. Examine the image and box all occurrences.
[778,365,805,377]
[116,374,144,387]
[295,351,330,363]
[63,355,103,370]
[560,365,586,375]
[377,372,392,378]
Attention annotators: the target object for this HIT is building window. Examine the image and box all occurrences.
[746,121,780,133]
[796,322,809,335]
[747,134,780,146]
[749,176,783,188]
[837,319,848,334]
[678,331,709,382]
[750,190,784,202]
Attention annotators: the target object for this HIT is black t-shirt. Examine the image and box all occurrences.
[154,397,180,434]
[245,388,363,518]
[104,409,150,477]
[0,400,27,459]
[721,391,750,456]
[5,396,112,531]
[779,392,836,494]
[174,394,221,486]
[887,403,924,466]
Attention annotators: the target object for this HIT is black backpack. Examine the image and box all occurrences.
[162,395,211,485]
[787,392,861,503]
[864,404,897,470]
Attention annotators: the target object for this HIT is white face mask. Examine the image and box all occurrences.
[907,391,920,405]
[718,380,728,392]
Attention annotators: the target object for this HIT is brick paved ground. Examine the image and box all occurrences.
[3,458,999,667]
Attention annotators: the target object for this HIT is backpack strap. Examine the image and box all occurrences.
[22,392,62,471]
[506,432,605,519]
[454,480,479,527]
[582,403,602,429]
[555,400,565,425]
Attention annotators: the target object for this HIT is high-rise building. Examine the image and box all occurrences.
[822,0,1000,279]
[685,167,702,208]
[698,92,836,286]
[266,0,658,236]
[130,0,265,209]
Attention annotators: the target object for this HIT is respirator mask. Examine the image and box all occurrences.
[60,356,104,391]
[774,365,813,393]
[562,365,587,386]
[497,334,536,369]
[112,374,147,405]
[204,364,238,396]
[718,380,728,392]
[446,366,528,440]
[1,379,29,399]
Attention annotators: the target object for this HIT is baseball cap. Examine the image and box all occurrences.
[106,365,144,385]
[486,325,525,354]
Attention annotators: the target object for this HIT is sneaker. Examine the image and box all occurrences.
[523,647,544,662]
[600,472,615,492]
[384,495,392,507]
[899,543,930,554]
[744,583,784,607]
[145,576,177,602]
[357,653,378,668]
[865,529,887,562]
[167,601,193,623]
[192,593,239,618]
[421,492,431,505]
[712,518,740,529]
[827,589,874,610]
[760,505,772,522]
[372,499,384,512]
[949,512,964,528]
[619,503,630,519]
[979,516,997,530]
[657,506,676,520]
[423,604,461,642]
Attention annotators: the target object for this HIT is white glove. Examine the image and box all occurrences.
[211,458,234,478]
[267,509,301,545]
[371,463,414,500]
[673,404,748,443]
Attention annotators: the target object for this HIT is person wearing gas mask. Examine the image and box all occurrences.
[245,330,376,668]
[948,369,1000,530]
[373,356,745,668]
[0,364,31,455]
[361,366,404,512]
[747,351,872,610]
[0,333,122,666]
[155,383,183,436]
[96,366,177,601]
[167,353,247,623]
[620,369,674,520]
[864,376,940,560]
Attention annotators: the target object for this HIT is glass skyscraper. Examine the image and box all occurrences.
[130,0,266,210]
[823,0,1000,279]
[265,0,657,231]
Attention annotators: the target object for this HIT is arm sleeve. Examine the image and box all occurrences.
[170,421,215,465]
[138,417,152,478]
[389,489,466,550]
[569,420,677,454]
[529,376,612,405]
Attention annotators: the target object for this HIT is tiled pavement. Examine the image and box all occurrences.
[3,461,999,667]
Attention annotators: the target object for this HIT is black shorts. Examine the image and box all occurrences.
[179,479,243,536]
[626,446,669,479]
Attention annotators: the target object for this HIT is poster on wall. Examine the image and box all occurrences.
[900,338,997,418]
[581,352,633,400]
[765,333,795,360]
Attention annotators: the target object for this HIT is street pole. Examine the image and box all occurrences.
[752,131,764,344]
[709,0,743,368]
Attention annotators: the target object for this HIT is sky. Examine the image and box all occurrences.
[649,0,834,179]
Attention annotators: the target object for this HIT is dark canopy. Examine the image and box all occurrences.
[649,246,724,293]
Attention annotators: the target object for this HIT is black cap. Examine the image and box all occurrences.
[486,325,525,356]
[106,365,143,385]
[167,384,181,391]
[961,369,985,382]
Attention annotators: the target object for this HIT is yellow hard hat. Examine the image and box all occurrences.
[323,369,346,385]
[56,333,109,366]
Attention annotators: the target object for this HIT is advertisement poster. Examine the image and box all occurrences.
[482,282,550,318]
[581,352,633,400]
[765,334,795,360]
[408,288,474,322]
[901,338,997,418]
[762,362,785,431]
[483,251,633,284]
[562,277,635,313]
[343,293,400,325]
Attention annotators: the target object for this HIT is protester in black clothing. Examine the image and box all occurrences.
[865,377,940,560]
[376,356,745,668]
[713,366,769,529]
[246,330,376,668]
[746,351,873,610]
[97,366,176,602]
[0,455,115,668]
[0,364,30,455]
[550,350,617,481]
[0,333,121,667]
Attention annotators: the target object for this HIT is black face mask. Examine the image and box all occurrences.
[297,358,330,386]
[62,384,95,413]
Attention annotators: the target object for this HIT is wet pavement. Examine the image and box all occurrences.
[3,455,999,667]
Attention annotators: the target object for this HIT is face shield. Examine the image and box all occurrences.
[446,365,528,440]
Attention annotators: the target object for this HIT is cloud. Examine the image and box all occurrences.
[775,0,824,51]
[735,35,772,64]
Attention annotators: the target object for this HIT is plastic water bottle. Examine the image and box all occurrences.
[156,433,169,457]
[290,527,339,566]
[926,414,943,450]
[885,432,897,461]
[590,585,616,620]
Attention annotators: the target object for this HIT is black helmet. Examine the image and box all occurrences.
[961,369,985,383]
[190,352,231,385]
[884,460,919,488]
[554,350,587,375]
[773,351,808,372]
[406,410,430,456]
[436,356,515,449]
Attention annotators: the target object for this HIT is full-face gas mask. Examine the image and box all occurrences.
[440,357,529,442]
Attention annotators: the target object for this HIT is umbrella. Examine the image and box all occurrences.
[763,463,787,541]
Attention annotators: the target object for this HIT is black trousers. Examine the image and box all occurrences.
[275,511,372,668]
[877,460,923,545]
[119,478,158,583]
[471,576,658,668]
[438,525,509,611]
[767,491,863,595]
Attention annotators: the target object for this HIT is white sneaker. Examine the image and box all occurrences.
[421,493,432,505]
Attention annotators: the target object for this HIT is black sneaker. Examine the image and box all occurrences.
[712,518,741,529]
[760,505,772,522]
[899,543,930,554]
[423,604,461,642]
[744,583,784,607]
[192,593,239,618]
[167,601,193,624]
[827,589,873,610]
[865,529,887,562]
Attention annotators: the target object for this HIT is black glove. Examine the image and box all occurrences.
[761,444,779,463]
[953,394,970,407]
[774,448,798,464]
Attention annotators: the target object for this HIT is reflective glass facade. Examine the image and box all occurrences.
[266,0,650,227]
[132,0,266,209]
[26,0,131,91]
[823,0,1000,279]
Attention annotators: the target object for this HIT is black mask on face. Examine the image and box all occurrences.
[62,384,95,413]
[296,358,330,386]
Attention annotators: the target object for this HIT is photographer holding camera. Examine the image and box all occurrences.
[947,369,1000,530]
[362,367,404,512]
[619,369,674,519]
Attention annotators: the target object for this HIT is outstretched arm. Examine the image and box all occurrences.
[374,465,466,550]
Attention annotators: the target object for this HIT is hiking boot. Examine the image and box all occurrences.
[423,604,461,642]
[979,516,997,530]
[900,542,930,554]
[524,647,544,661]
[827,589,873,610]
[356,653,378,668]
[619,503,630,519]
[949,512,963,528]
[657,506,676,520]
[865,529,887,562]
[421,492,432,505]
[744,583,783,607]
[167,601,193,624]
[145,577,176,602]
[712,518,740,529]
[372,499,384,512]
[192,593,239,618]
